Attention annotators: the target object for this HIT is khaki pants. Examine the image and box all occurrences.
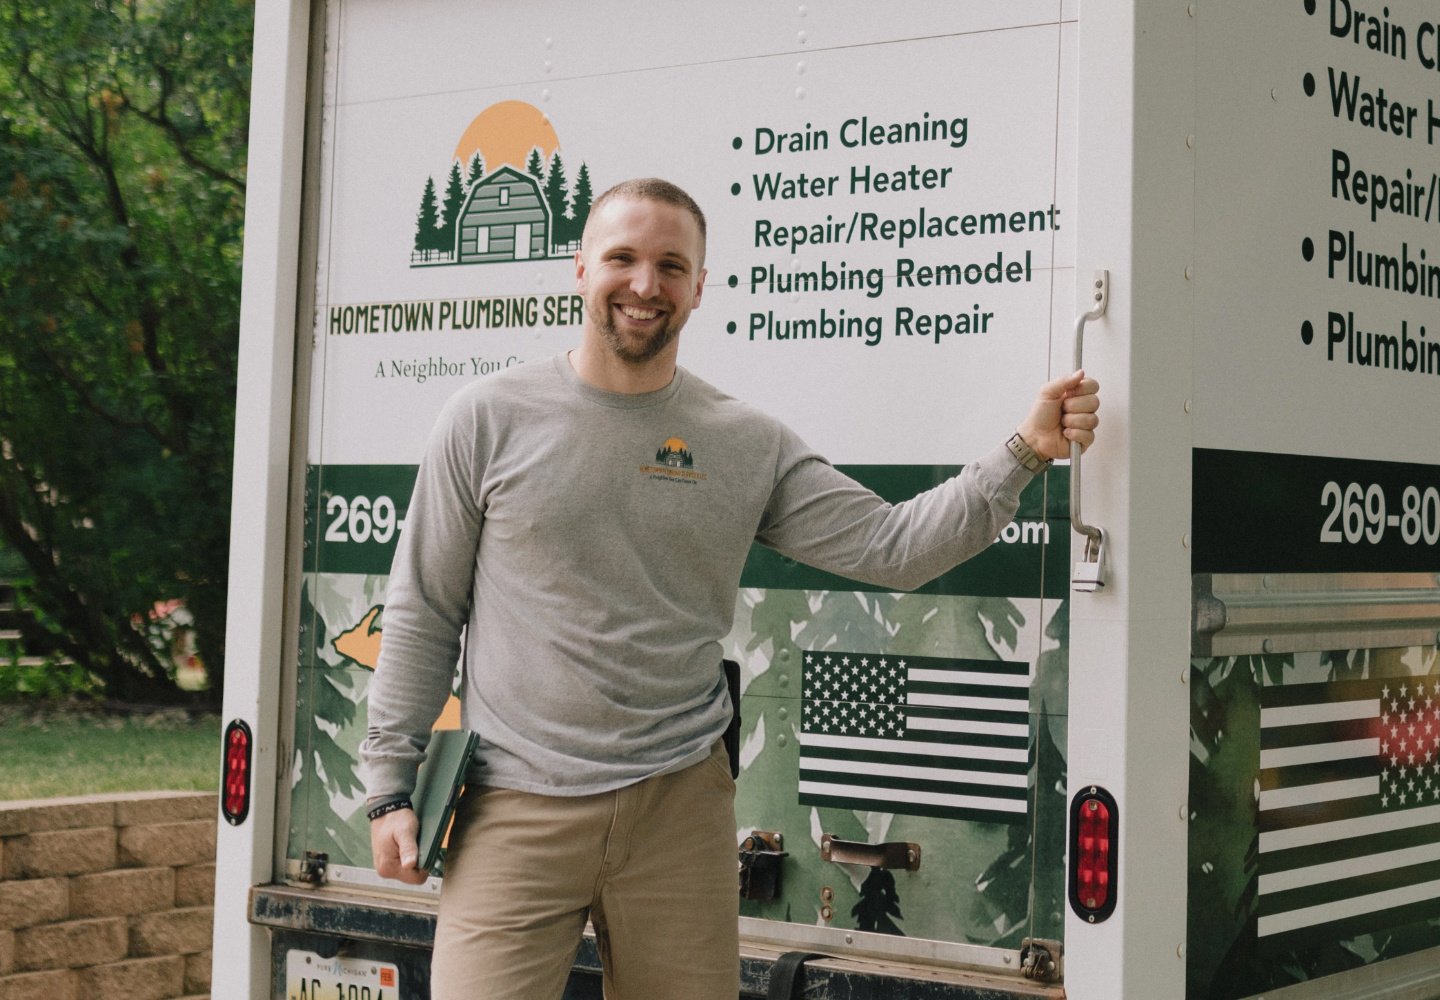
[430,740,740,1000]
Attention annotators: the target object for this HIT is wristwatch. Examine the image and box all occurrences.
[1006,432,1052,474]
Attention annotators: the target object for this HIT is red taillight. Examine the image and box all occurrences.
[221,719,252,826]
[1069,785,1118,922]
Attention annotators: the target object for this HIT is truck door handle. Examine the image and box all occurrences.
[820,834,921,871]
[1071,270,1109,592]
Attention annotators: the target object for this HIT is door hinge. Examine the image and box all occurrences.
[285,850,330,887]
[1020,937,1062,982]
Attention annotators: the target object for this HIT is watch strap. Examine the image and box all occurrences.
[1006,432,1052,473]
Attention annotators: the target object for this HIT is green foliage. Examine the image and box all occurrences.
[0,655,101,701]
[0,0,251,705]
[290,581,370,865]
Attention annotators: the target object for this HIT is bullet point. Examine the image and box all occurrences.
[727,321,737,334]
[730,182,741,196]
[732,136,743,150]
[1303,72,1315,97]
[1303,0,1315,14]
[1301,320,1314,344]
[727,275,738,288]
[1302,237,1314,261]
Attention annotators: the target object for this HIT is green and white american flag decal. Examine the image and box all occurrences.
[798,650,1031,824]
[1258,675,1440,951]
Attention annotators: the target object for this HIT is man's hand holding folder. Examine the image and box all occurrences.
[369,728,479,884]
[372,807,427,885]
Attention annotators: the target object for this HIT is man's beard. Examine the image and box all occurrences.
[591,301,681,365]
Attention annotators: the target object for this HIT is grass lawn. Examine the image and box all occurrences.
[0,705,220,801]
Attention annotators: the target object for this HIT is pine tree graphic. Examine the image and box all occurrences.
[571,162,594,240]
[545,151,570,249]
[851,869,905,936]
[466,151,484,188]
[413,175,442,261]
[439,160,465,257]
[526,147,545,183]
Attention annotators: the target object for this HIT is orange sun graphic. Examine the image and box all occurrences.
[453,101,560,172]
[663,437,688,453]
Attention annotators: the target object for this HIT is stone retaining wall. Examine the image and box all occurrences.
[0,792,215,1000]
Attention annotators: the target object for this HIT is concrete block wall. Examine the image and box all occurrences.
[0,792,215,1000]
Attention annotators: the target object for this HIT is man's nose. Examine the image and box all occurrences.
[629,263,661,299]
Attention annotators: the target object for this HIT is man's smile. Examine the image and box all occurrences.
[616,303,663,322]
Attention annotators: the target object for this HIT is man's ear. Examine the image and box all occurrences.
[574,250,587,291]
[692,267,708,308]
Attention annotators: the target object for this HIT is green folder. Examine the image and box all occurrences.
[413,728,479,874]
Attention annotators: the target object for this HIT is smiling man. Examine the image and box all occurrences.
[362,178,1099,1000]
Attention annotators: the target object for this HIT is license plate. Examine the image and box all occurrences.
[286,949,399,1000]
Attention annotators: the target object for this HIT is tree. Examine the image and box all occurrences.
[438,159,464,257]
[0,0,252,704]
[465,151,483,188]
[570,161,594,241]
[543,151,568,248]
[526,147,544,183]
[412,175,441,259]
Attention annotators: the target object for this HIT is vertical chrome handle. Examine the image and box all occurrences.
[1071,271,1108,592]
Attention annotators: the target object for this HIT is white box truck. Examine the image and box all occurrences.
[214,1,1440,997]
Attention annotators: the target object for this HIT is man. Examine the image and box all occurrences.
[362,178,1099,1000]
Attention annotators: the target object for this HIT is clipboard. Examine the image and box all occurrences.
[413,728,479,874]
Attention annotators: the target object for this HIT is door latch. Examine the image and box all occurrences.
[738,831,787,901]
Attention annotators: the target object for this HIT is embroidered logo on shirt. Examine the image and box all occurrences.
[641,436,707,485]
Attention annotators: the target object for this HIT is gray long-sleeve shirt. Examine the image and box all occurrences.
[361,353,1036,799]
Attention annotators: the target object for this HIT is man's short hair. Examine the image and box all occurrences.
[585,178,707,247]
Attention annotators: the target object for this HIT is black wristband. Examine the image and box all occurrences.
[366,798,413,821]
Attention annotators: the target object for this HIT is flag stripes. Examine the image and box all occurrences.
[798,650,1031,825]
[1256,675,1440,952]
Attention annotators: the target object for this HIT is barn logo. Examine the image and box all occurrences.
[409,100,597,268]
[641,436,706,485]
[654,437,694,469]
